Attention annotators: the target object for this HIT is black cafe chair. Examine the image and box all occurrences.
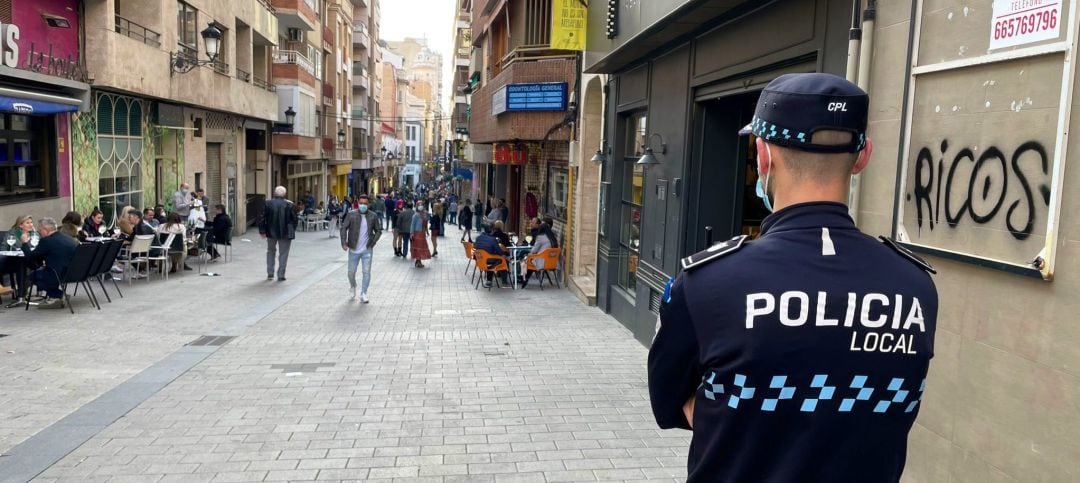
[85,240,123,304]
[26,242,99,313]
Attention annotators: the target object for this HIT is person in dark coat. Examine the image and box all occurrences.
[20,217,77,308]
[208,204,232,261]
[459,200,474,242]
[259,186,298,281]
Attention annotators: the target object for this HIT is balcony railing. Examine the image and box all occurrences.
[255,0,276,13]
[115,15,161,48]
[236,68,252,82]
[212,60,229,76]
[353,148,368,159]
[335,148,351,161]
[272,49,315,77]
[496,45,577,74]
[253,74,276,92]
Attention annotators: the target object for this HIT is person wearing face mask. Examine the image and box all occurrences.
[409,203,432,268]
[172,183,192,219]
[340,194,382,302]
[648,73,939,483]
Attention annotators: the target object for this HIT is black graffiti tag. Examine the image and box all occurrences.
[909,140,1049,240]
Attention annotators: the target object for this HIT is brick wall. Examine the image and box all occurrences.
[469,58,576,144]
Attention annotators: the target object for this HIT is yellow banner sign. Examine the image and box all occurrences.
[551,0,587,51]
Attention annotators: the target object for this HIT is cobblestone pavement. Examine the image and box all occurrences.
[3,225,689,482]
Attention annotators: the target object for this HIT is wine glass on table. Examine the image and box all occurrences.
[511,234,519,246]
[98,225,107,239]
[29,231,39,249]
[5,233,15,251]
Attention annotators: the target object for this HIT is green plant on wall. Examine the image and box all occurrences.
[70,109,98,215]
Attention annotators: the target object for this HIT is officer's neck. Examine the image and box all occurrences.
[772,181,851,212]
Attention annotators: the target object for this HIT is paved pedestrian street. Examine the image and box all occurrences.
[0,228,689,482]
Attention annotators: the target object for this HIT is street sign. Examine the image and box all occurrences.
[505,83,568,112]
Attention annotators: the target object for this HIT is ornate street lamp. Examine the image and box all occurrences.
[170,23,223,76]
[337,129,346,145]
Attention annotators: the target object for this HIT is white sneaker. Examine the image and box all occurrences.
[350,285,357,300]
[360,292,369,304]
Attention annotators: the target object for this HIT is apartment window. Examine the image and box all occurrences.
[211,22,228,75]
[0,114,56,204]
[177,1,197,59]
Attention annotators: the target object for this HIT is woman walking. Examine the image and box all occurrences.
[410,204,432,268]
[459,200,474,242]
[429,203,443,257]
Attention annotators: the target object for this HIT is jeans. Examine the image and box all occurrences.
[347,249,373,293]
[30,267,62,298]
[266,238,292,278]
[400,232,411,256]
[385,211,394,229]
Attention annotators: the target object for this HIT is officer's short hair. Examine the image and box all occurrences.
[773,130,860,183]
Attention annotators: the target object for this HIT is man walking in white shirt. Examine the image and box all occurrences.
[339,194,383,302]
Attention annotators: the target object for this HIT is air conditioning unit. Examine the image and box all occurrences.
[287,28,303,42]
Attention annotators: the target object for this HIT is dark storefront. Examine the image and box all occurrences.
[0,0,89,224]
[587,0,855,343]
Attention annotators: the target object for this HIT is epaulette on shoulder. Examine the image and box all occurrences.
[879,236,936,274]
[680,235,748,272]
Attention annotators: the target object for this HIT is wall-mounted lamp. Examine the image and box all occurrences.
[636,133,666,165]
[170,23,222,76]
[337,129,346,145]
[284,106,296,132]
[591,141,610,164]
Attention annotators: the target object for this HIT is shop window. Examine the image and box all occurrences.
[618,111,647,293]
[96,93,145,227]
[177,1,198,59]
[545,166,568,222]
[0,114,54,203]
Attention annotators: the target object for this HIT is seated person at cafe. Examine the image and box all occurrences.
[154,205,167,225]
[117,209,155,242]
[473,229,509,287]
[60,211,87,241]
[83,209,105,237]
[491,220,512,248]
[21,217,77,309]
[527,217,541,245]
[143,208,160,229]
[518,223,559,289]
[116,205,137,237]
[9,215,35,249]
[158,212,190,273]
[208,204,232,261]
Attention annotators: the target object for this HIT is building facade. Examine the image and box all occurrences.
[0,0,90,226]
[583,0,1080,480]
[350,0,379,196]
[468,0,579,241]
[80,0,280,231]
[449,0,474,199]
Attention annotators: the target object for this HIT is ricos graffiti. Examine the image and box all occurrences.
[908,139,1050,240]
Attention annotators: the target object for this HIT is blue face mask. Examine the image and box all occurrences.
[755,179,773,212]
[358,205,369,213]
[755,144,775,212]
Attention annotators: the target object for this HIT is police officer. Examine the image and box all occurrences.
[648,73,938,482]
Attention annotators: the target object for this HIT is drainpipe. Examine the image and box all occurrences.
[845,0,861,82]
[847,0,875,224]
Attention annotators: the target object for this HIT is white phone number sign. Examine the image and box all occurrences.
[989,0,1062,50]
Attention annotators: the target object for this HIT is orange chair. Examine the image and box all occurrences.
[524,248,562,290]
[462,241,475,276]
[473,249,509,290]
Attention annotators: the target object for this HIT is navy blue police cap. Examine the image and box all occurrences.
[739,73,869,153]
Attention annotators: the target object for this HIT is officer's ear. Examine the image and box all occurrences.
[755,138,772,177]
[852,137,873,175]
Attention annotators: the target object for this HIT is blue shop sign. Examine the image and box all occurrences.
[499,82,568,113]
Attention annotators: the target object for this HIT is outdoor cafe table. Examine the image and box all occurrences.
[507,245,532,290]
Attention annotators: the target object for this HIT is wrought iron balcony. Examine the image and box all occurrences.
[114,15,161,48]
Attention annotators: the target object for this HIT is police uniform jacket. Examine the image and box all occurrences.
[648,201,938,482]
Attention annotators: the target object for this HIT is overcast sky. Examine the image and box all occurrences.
[381,0,457,112]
